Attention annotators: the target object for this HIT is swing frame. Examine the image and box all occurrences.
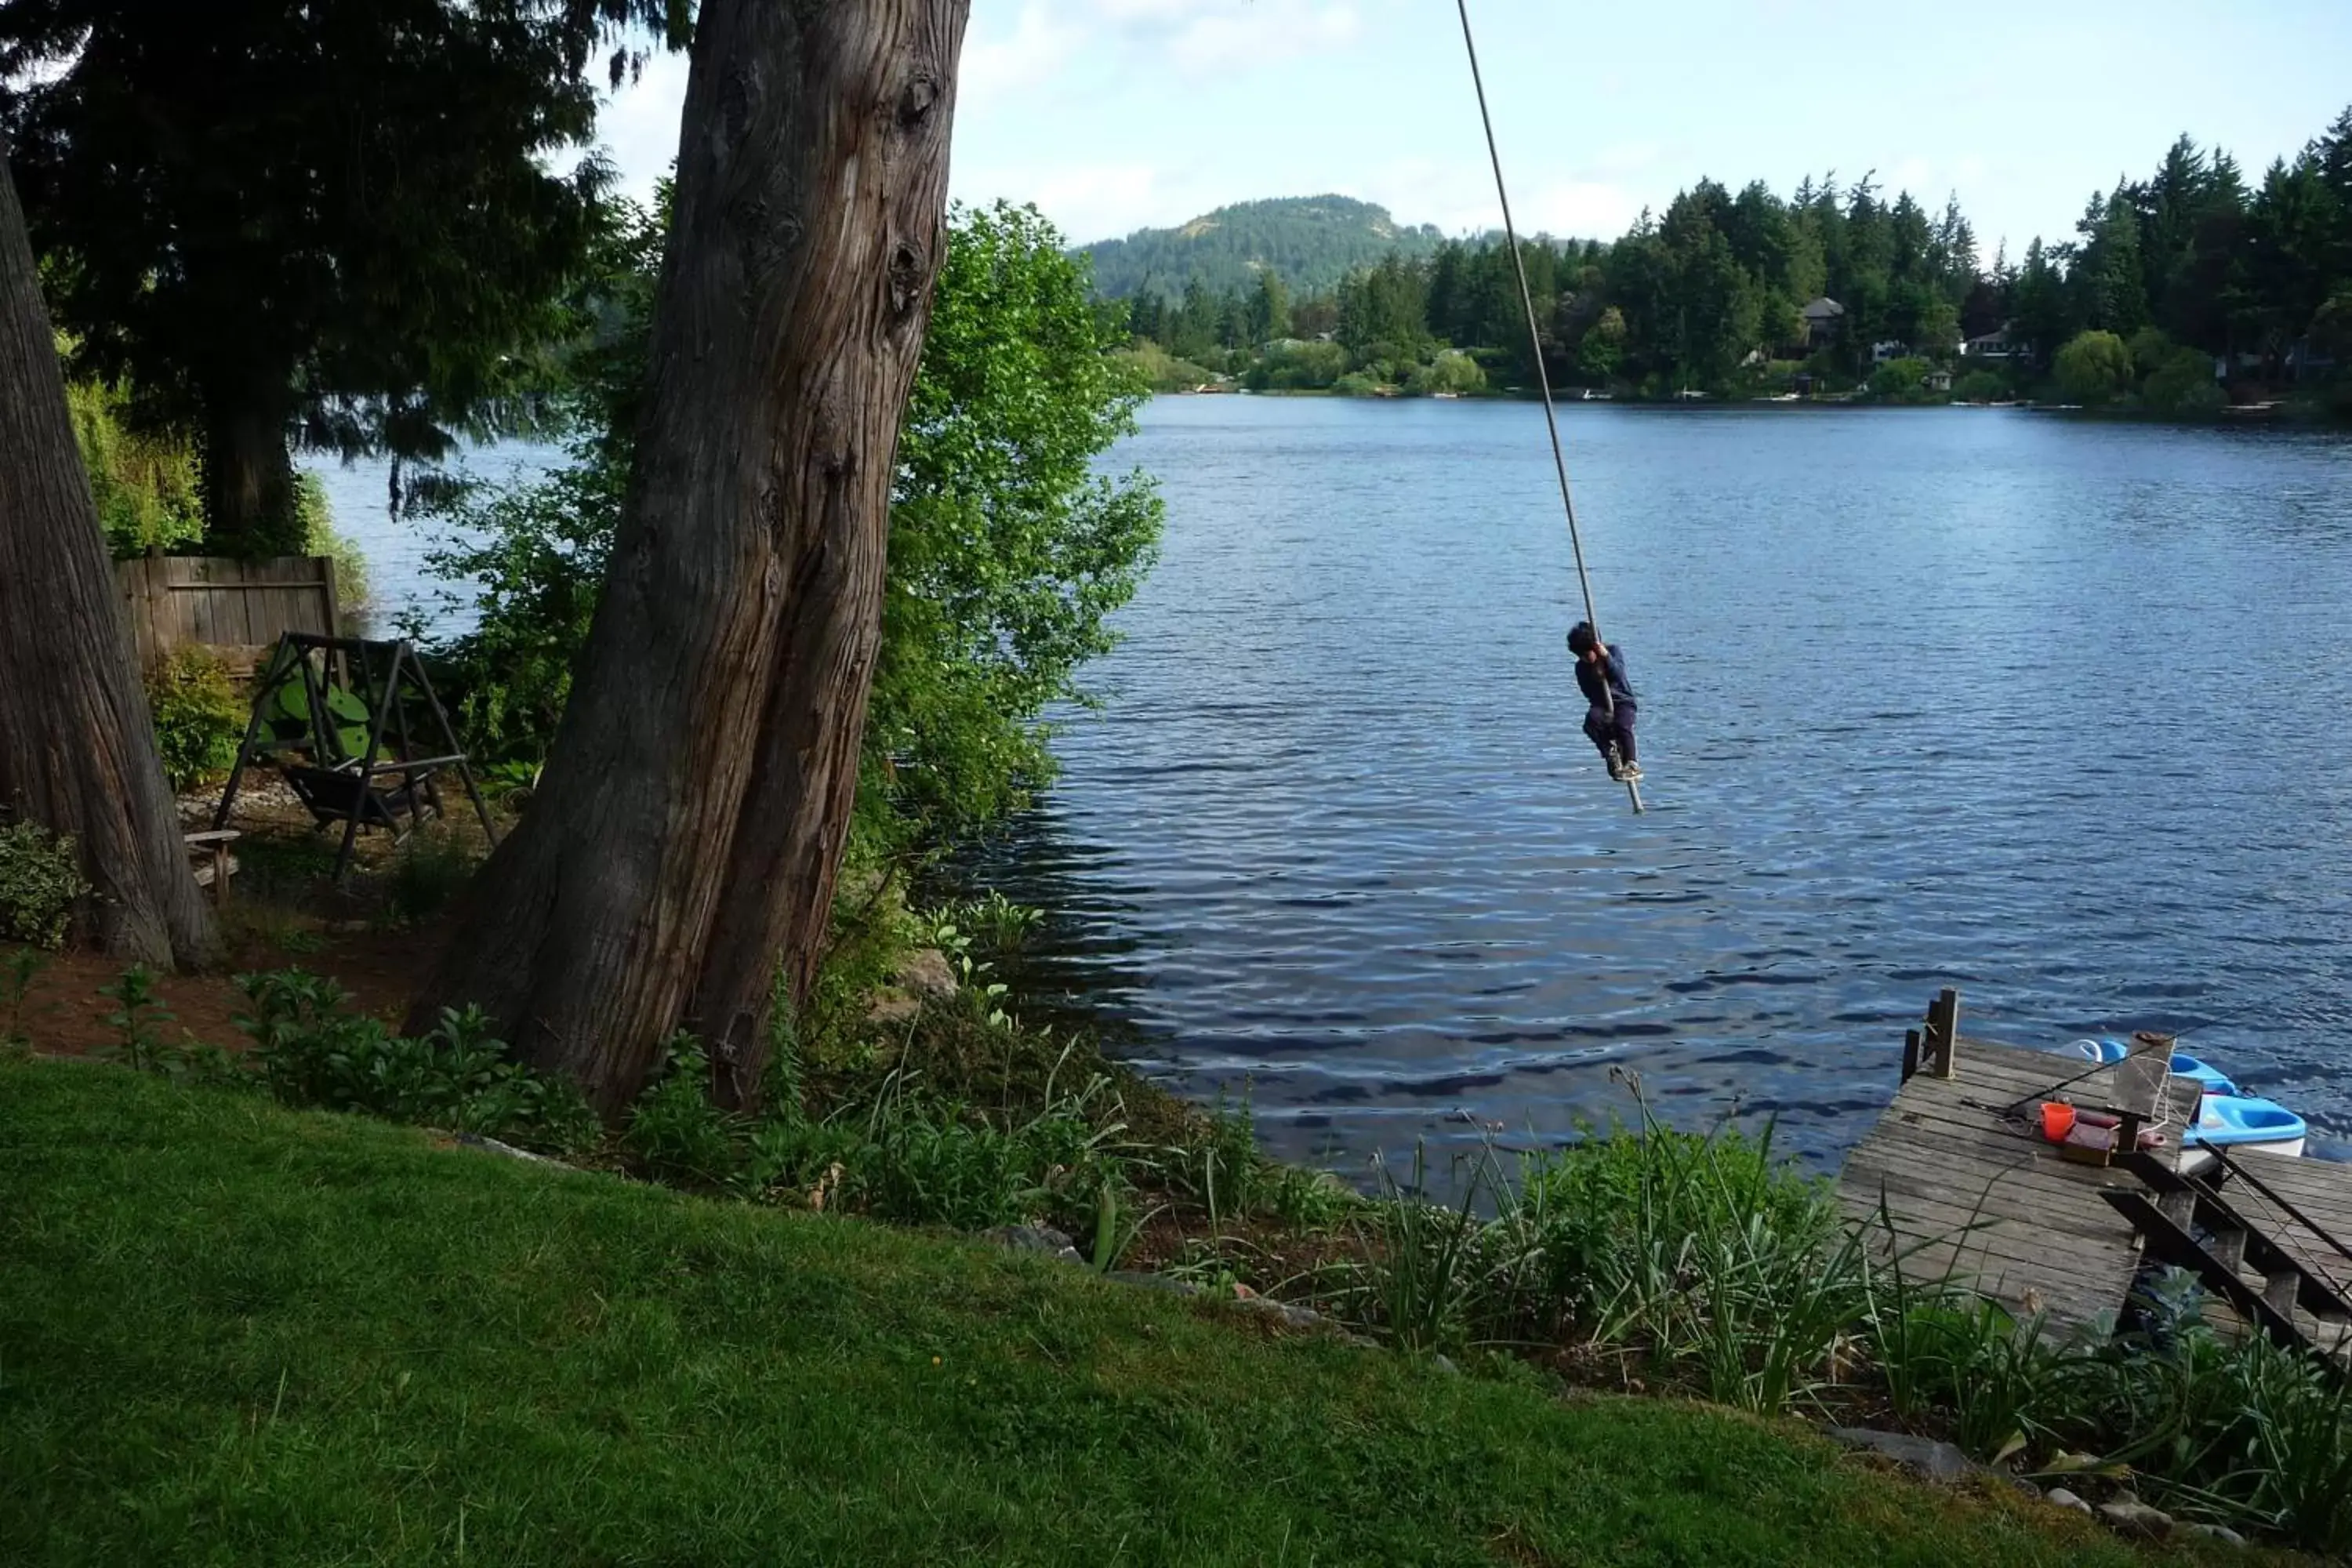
[212,632,499,884]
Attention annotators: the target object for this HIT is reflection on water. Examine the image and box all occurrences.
[954,398,2352,1173]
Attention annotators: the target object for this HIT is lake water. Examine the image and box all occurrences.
[322,398,2352,1173]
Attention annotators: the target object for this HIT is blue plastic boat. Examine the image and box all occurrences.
[2066,1036,2237,1097]
[2183,1094,2309,1161]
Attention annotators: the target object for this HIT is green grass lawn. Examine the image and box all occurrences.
[0,1057,2240,1566]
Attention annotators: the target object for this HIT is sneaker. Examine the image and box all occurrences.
[1621,761,1643,782]
[1605,758,1625,781]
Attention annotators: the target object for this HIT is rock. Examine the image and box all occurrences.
[1825,1427,1977,1483]
[896,948,958,1000]
[2180,1523,2246,1548]
[866,989,920,1026]
[453,1131,568,1168]
[983,1225,1083,1265]
[1431,1354,1461,1377]
[1232,1295,1325,1330]
[2096,1498,2173,1538]
[2045,1487,2092,1515]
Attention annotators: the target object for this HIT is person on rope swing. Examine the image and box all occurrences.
[1566,621,1639,782]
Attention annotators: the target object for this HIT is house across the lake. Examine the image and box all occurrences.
[1800,296,1845,350]
[1964,325,2020,359]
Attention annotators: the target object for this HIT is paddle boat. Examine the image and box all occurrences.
[2058,1037,2307,1168]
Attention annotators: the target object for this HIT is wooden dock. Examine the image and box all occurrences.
[1838,995,2352,1342]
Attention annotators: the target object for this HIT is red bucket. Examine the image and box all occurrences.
[2040,1102,2077,1142]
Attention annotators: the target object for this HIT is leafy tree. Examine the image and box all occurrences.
[0,0,687,556]
[874,202,1163,836]
[2054,330,2135,404]
[1404,349,1486,396]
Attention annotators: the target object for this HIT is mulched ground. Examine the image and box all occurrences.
[5,775,489,1059]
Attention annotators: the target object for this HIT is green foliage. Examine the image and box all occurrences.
[0,818,91,949]
[63,367,202,555]
[1865,356,1937,401]
[238,970,600,1156]
[3,1057,2177,1568]
[1107,338,1219,394]
[1,949,44,1054]
[1403,348,1487,395]
[1111,102,2352,415]
[296,472,372,622]
[622,1035,743,1186]
[5,0,687,550]
[1082,194,1445,301]
[430,200,1163,849]
[1241,338,1348,391]
[99,964,175,1073]
[143,647,245,792]
[1953,369,2009,402]
[2055,330,2136,404]
[873,201,1165,837]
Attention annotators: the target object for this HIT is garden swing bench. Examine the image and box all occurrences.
[212,631,498,884]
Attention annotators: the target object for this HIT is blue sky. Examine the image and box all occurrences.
[597,0,2352,259]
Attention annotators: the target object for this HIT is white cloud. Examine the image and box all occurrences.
[1334,157,1639,242]
[963,2,1084,108]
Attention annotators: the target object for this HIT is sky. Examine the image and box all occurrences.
[595,0,2352,260]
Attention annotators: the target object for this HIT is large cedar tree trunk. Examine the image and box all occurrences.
[0,147,216,967]
[198,399,305,557]
[406,0,968,1113]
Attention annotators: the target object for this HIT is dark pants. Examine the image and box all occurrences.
[1584,703,1636,765]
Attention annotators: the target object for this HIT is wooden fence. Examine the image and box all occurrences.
[116,554,340,673]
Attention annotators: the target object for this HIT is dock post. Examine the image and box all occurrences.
[1917,988,1962,1080]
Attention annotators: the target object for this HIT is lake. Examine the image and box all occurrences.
[321,397,2352,1172]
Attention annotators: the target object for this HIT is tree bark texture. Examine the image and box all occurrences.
[407,0,969,1114]
[199,401,304,558]
[0,147,216,967]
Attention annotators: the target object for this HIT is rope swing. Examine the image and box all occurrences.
[1452,0,1644,814]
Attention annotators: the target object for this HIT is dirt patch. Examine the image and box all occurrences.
[6,919,430,1059]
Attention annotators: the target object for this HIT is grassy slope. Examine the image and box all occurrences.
[0,1058,2217,1567]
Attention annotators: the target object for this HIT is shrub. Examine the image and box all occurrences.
[1404,349,1486,396]
[2142,345,2225,419]
[1953,370,2006,403]
[238,970,599,1155]
[0,818,92,949]
[1244,339,1348,391]
[2054,330,2134,405]
[623,1034,745,1185]
[1866,357,1935,401]
[145,647,247,791]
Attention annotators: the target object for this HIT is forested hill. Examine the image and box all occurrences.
[1079,195,1446,300]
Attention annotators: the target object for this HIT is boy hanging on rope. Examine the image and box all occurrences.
[1566,622,1639,782]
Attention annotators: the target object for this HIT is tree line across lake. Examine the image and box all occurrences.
[1109,109,2352,416]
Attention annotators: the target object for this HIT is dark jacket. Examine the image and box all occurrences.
[1574,644,1635,713]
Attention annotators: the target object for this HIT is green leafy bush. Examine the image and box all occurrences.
[2054,330,2135,405]
[64,364,204,556]
[1243,339,1348,391]
[238,970,598,1155]
[1404,348,1486,395]
[0,818,92,949]
[622,1035,745,1185]
[145,647,247,791]
[1953,370,2006,403]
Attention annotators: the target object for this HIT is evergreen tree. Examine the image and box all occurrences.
[0,0,686,555]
